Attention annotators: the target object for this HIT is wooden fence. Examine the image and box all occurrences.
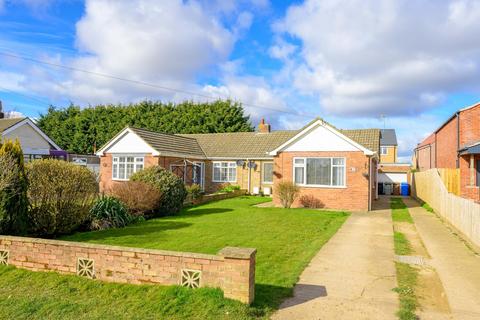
[438,168,461,195]
[412,169,480,248]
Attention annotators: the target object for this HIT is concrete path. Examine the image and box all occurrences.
[404,198,480,320]
[272,198,398,320]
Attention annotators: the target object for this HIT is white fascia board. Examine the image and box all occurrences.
[268,119,375,156]
[96,128,160,156]
[3,118,62,150]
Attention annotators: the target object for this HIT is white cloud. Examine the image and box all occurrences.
[276,0,480,116]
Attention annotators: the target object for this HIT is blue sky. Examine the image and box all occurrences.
[1,0,480,162]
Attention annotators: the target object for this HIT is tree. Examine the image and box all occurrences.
[0,139,29,235]
[37,100,253,154]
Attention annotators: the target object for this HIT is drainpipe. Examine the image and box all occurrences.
[456,112,460,168]
[368,156,372,211]
[246,159,251,194]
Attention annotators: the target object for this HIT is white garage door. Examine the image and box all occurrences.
[378,172,407,183]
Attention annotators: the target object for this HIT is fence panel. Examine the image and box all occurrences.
[438,168,461,195]
[412,169,480,247]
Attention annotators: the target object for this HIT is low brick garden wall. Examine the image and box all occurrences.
[187,189,247,206]
[0,236,256,304]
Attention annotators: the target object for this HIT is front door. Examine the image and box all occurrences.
[193,162,205,190]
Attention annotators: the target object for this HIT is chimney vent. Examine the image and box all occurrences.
[258,118,271,133]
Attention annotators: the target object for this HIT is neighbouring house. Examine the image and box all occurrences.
[413,101,480,200]
[96,118,381,211]
[377,129,411,195]
[0,102,66,161]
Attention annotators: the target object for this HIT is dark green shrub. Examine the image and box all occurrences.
[89,196,134,230]
[26,159,98,236]
[130,166,187,216]
[0,139,28,235]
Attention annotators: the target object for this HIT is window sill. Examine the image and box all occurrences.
[212,180,237,183]
[112,178,130,181]
[262,182,273,185]
[466,186,479,189]
[296,184,347,189]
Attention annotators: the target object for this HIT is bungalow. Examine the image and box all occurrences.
[0,103,65,161]
[96,118,381,211]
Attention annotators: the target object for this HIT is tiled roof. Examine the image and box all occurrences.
[380,129,398,146]
[0,117,25,133]
[340,129,381,155]
[130,127,206,158]
[178,131,298,158]
[124,122,381,159]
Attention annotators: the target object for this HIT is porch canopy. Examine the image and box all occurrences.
[459,140,480,155]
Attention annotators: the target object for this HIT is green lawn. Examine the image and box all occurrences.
[0,196,349,319]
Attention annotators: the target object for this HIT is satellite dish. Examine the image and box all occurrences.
[236,160,245,166]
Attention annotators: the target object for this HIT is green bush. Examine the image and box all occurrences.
[130,166,187,216]
[186,184,202,200]
[26,159,98,236]
[0,139,29,235]
[89,196,135,230]
[217,183,241,193]
[276,181,300,208]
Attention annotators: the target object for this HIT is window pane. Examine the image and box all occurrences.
[263,163,273,183]
[119,157,125,162]
[294,158,304,165]
[307,158,331,185]
[119,163,126,179]
[135,157,144,163]
[135,164,143,172]
[333,158,344,165]
[127,157,134,163]
[112,164,118,179]
[228,167,236,182]
[333,166,345,186]
[213,167,221,181]
[294,167,304,184]
[113,157,118,163]
[126,163,134,178]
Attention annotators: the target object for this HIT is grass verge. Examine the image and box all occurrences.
[391,197,413,223]
[391,197,419,320]
[421,202,434,213]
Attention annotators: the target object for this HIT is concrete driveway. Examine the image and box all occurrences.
[272,198,398,320]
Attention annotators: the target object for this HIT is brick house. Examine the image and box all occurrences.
[96,118,381,211]
[414,102,480,200]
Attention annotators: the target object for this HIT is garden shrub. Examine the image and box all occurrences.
[89,195,135,230]
[276,181,300,208]
[217,183,241,193]
[130,166,187,216]
[186,184,202,200]
[26,159,98,236]
[109,181,162,216]
[299,194,324,208]
[0,139,29,235]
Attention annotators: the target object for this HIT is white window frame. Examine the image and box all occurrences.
[112,155,144,181]
[293,157,347,188]
[262,162,274,184]
[212,161,237,183]
[381,146,388,155]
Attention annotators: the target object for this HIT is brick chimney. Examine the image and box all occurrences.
[0,100,4,119]
[258,118,271,133]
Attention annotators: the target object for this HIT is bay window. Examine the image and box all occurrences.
[112,156,144,180]
[212,162,236,182]
[293,157,346,187]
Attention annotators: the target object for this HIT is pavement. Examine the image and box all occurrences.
[272,197,398,320]
[404,197,480,320]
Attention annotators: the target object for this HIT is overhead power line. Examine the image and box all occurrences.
[0,50,318,119]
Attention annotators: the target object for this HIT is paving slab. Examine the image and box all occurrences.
[272,198,398,320]
[404,197,480,320]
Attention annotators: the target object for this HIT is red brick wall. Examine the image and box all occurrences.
[272,151,370,211]
[459,104,480,147]
[0,236,256,304]
[460,154,480,201]
[436,116,459,169]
